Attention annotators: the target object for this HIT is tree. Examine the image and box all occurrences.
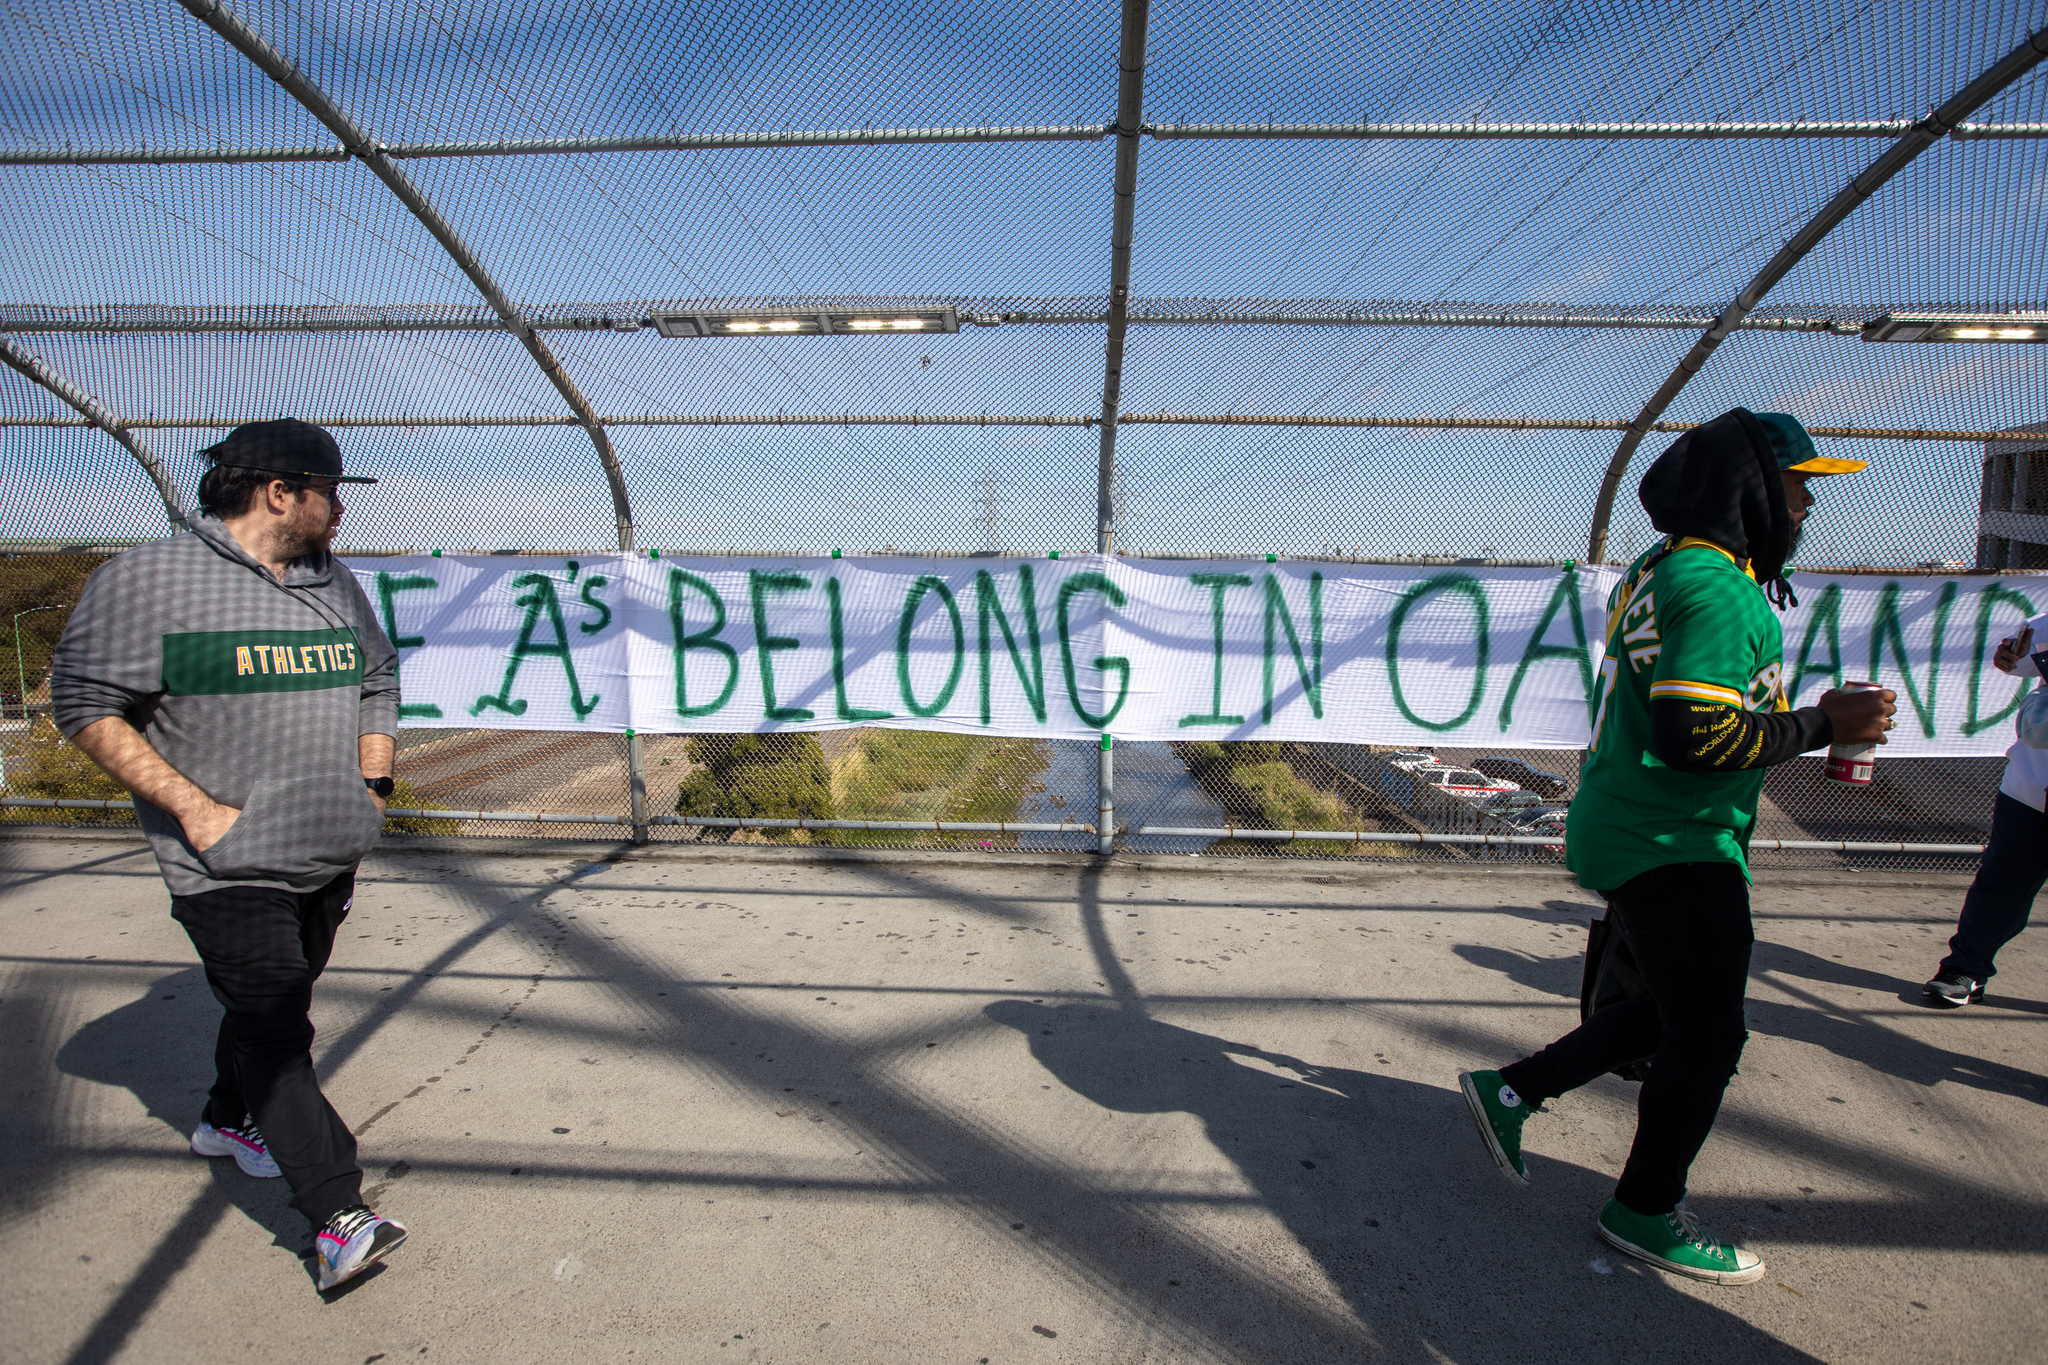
[675,734,835,842]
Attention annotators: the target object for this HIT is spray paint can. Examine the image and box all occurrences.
[1824,680,1882,786]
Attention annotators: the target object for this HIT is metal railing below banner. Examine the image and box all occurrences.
[1,798,1982,857]
[1134,823,1984,856]
[0,797,1094,838]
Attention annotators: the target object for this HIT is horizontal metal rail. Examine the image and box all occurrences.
[0,304,1874,335]
[1120,415,2048,443]
[6,541,2030,574]
[0,800,1982,854]
[1147,120,2048,142]
[1135,823,1984,855]
[384,808,622,824]
[1138,824,1564,847]
[5,412,2039,443]
[7,120,2044,167]
[648,815,1096,834]
[0,799,1094,835]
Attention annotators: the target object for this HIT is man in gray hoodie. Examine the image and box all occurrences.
[52,419,409,1292]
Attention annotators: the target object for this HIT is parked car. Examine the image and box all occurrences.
[1476,790,1548,816]
[1382,749,1439,769]
[1415,764,1518,796]
[1501,803,1570,830]
[1472,756,1570,798]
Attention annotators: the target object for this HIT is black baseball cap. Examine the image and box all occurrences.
[200,419,375,484]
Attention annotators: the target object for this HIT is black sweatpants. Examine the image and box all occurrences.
[170,869,363,1230]
[1499,861,1754,1216]
[1938,791,2048,982]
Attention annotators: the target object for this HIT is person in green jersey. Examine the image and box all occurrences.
[1457,408,1896,1285]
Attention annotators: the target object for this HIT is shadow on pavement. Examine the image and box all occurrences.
[50,968,315,1364]
[981,997,1818,1361]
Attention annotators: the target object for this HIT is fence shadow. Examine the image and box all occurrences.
[981,997,1820,1362]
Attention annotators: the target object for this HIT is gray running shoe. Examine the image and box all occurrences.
[1923,971,1985,1008]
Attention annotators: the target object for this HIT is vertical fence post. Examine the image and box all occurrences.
[1097,732,1115,856]
[627,729,648,845]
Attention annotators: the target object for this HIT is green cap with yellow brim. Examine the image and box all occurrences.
[1755,411,1866,475]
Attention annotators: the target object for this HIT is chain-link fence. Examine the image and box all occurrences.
[6,0,2047,871]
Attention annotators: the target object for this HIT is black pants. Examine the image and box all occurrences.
[1938,792,2048,982]
[170,869,363,1230]
[1500,861,1753,1216]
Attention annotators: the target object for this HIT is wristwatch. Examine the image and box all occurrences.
[364,775,396,798]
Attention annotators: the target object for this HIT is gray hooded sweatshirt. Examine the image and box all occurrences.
[51,516,400,897]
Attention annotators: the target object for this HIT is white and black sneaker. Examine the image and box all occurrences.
[1923,971,1986,1008]
[191,1119,281,1178]
[315,1205,407,1292]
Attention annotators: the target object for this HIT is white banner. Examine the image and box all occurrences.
[349,554,2039,756]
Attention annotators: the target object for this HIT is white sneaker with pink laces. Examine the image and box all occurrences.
[190,1119,281,1178]
[316,1205,407,1292]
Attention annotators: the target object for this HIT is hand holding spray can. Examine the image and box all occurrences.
[1823,681,1883,786]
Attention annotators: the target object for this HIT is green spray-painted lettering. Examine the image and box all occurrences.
[471,572,600,720]
[375,571,443,720]
[1788,582,1844,703]
[1180,573,1249,727]
[976,566,1046,725]
[1965,582,2036,736]
[749,571,815,722]
[578,576,612,635]
[668,569,739,719]
[826,577,893,721]
[1057,572,1130,727]
[1497,567,1591,730]
[897,576,965,718]
[1387,573,1489,732]
[1869,579,1958,738]
[1262,572,1324,724]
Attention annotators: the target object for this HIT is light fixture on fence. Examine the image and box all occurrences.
[650,308,961,338]
[1861,312,2048,343]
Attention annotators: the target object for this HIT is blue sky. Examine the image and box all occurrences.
[2,0,2046,562]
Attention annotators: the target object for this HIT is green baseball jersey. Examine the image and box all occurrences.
[1566,538,1788,891]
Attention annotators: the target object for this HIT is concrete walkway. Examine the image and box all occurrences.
[2,834,2042,1364]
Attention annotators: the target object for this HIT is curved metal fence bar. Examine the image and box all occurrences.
[174,0,637,553]
[7,413,2041,443]
[1585,24,2048,564]
[0,337,189,531]
[1096,0,1152,556]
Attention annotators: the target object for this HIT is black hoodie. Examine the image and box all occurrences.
[1630,408,1832,773]
[1637,407,1797,597]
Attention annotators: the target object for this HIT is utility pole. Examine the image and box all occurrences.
[14,604,67,722]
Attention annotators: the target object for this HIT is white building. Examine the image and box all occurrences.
[1980,423,2048,570]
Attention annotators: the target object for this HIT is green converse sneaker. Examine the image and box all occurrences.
[1596,1199,1766,1285]
[1459,1070,1534,1186]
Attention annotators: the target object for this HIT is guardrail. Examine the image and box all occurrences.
[0,797,1096,837]
[1131,823,1984,856]
[1,798,1981,856]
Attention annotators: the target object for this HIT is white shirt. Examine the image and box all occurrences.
[1999,614,2048,813]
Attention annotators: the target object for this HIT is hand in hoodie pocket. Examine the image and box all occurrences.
[196,770,386,882]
